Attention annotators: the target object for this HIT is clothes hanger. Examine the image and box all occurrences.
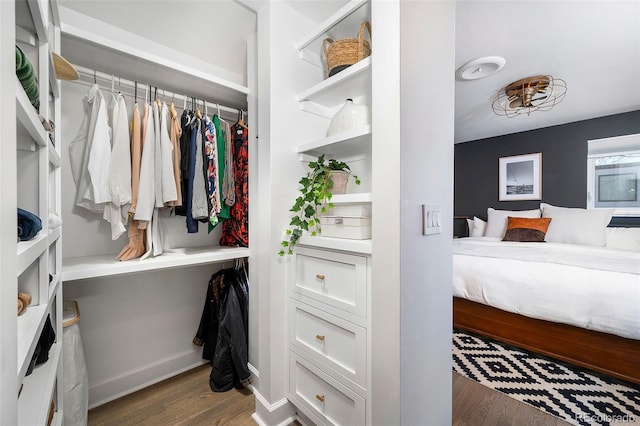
[134,81,138,104]
[195,99,202,119]
[236,110,248,129]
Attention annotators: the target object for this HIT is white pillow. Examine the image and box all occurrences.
[606,227,640,251]
[471,216,487,237]
[540,203,614,246]
[484,208,541,238]
[466,218,474,236]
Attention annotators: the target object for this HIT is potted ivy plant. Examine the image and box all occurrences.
[279,155,360,256]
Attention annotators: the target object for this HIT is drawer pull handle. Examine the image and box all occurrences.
[315,274,325,280]
[315,334,325,341]
[316,394,325,402]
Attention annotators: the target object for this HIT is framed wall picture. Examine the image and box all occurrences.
[499,153,542,201]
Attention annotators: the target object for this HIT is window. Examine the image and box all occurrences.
[587,134,640,215]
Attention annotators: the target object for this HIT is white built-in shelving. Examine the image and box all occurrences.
[59,6,249,107]
[17,304,48,380]
[295,0,369,52]
[296,57,371,117]
[62,246,250,282]
[298,235,372,254]
[17,343,62,426]
[296,125,371,157]
[16,77,48,147]
[48,141,60,167]
[2,0,65,423]
[286,1,373,423]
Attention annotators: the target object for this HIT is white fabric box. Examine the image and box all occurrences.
[320,216,372,239]
[323,204,372,217]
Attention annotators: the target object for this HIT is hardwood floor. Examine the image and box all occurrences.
[88,366,572,425]
[88,364,255,426]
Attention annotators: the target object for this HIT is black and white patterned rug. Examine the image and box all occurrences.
[453,330,640,426]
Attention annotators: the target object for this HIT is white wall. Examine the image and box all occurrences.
[63,266,216,408]
[370,1,401,423]
[399,1,455,424]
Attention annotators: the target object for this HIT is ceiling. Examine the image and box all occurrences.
[57,1,639,144]
[454,1,640,143]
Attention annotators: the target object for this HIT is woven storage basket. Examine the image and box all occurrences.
[323,21,371,78]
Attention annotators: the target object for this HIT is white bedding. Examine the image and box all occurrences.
[453,238,640,340]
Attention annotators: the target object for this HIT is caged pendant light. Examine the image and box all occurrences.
[492,75,567,117]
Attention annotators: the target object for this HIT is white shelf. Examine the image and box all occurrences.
[16,77,48,148]
[296,125,371,157]
[17,231,48,276]
[49,142,60,168]
[60,7,249,109]
[48,275,61,304]
[48,50,60,99]
[26,0,49,43]
[18,342,61,426]
[48,227,61,245]
[295,0,369,51]
[298,235,371,254]
[62,246,250,282]
[296,57,371,114]
[17,304,48,381]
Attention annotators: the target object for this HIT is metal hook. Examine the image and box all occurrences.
[93,70,96,84]
[217,103,221,117]
[134,81,138,103]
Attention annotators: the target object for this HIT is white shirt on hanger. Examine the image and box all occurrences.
[134,103,156,225]
[68,84,112,212]
[159,102,177,205]
[103,93,132,240]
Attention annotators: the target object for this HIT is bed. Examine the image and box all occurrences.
[453,232,640,385]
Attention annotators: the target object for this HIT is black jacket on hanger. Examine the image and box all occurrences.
[194,268,251,392]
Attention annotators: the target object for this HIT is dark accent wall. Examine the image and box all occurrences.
[454,110,640,229]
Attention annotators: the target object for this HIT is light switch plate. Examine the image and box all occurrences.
[422,204,441,235]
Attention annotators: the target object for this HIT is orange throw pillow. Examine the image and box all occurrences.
[502,217,552,242]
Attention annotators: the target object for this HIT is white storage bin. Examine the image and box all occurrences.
[324,203,372,217]
[320,216,372,240]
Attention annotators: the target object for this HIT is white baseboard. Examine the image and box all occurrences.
[251,386,296,426]
[88,350,207,409]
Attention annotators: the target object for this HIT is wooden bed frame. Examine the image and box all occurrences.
[453,297,640,386]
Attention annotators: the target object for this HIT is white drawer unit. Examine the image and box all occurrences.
[290,299,367,389]
[289,351,366,426]
[293,246,367,317]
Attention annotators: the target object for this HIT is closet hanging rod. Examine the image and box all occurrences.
[73,65,246,117]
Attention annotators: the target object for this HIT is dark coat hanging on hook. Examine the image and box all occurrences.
[193,267,251,392]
